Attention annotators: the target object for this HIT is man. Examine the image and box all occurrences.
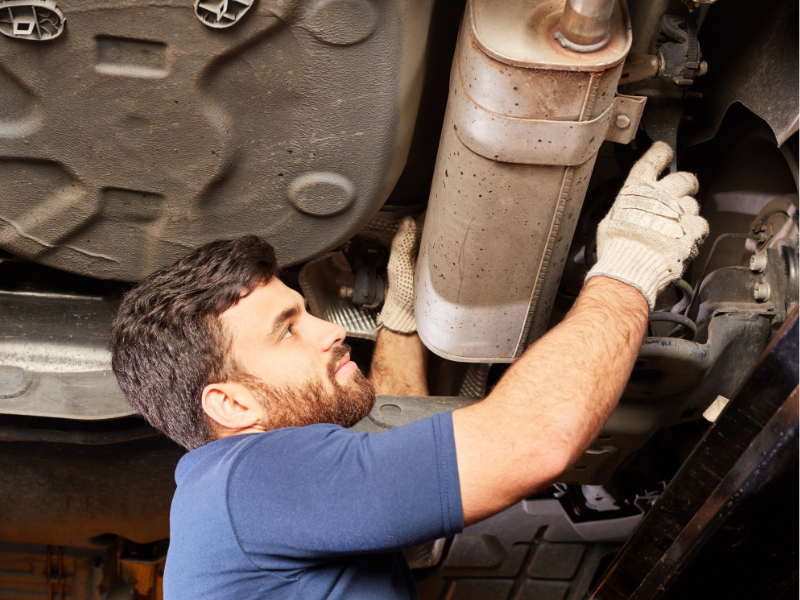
[110,142,708,599]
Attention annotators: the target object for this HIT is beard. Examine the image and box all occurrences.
[242,343,376,430]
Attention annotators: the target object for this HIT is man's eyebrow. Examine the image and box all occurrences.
[269,303,303,337]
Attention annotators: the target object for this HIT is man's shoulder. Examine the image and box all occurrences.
[240,423,363,460]
[175,424,360,484]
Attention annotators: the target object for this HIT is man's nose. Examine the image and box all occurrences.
[313,315,346,352]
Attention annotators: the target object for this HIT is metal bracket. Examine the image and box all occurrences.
[606,94,647,144]
[452,81,647,166]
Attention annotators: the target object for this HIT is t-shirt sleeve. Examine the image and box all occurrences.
[227,411,463,562]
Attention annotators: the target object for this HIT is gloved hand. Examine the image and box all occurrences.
[378,215,424,334]
[586,142,709,308]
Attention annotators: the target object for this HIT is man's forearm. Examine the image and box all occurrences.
[369,329,429,396]
[495,276,648,465]
[452,276,648,524]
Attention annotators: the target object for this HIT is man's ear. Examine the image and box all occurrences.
[201,382,265,435]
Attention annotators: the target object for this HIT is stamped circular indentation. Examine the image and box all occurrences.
[194,0,253,29]
[304,0,378,46]
[288,172,356,216]
[0,366,32,399]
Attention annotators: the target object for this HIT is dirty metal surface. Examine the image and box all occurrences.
[0,369,133,420]
[0,0,434,282]
[470,0,631,71]
[460,18,622,122]
[415,1,630,362]
[0,262,133,419]
[415,115,599,362]
[452,83,646,165]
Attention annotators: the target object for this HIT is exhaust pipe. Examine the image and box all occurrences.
[555,0,616,52]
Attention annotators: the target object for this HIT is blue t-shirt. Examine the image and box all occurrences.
[163,412,463,599]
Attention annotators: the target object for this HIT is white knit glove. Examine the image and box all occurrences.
[378,215,423,333]
[586,142,709,308]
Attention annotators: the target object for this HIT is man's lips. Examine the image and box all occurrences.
[334,353,358,377]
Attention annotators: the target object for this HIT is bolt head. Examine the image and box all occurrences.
[750,253,767,272]
[753,282,771,302]
[615,115,631,129]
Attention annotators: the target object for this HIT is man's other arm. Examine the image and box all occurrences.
[369,330,428,396]
[452,276,647,525]
[370,214,429,397]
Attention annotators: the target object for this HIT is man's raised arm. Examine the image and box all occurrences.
[452,142,710,526]
[453,277,647,524]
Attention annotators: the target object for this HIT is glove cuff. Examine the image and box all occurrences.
[377,294,416,334]
[586,239,677,309]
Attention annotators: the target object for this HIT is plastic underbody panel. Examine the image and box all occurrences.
[0,0,432,281]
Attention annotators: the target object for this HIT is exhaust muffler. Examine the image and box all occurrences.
[415,0,644,362]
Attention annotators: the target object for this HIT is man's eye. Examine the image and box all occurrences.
[282,325,294,339]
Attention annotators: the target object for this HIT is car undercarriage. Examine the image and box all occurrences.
[0,0,797,597]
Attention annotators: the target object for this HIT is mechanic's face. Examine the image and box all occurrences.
[219,278,375,430]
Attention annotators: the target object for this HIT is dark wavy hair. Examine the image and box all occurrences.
[110,236,280,450]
